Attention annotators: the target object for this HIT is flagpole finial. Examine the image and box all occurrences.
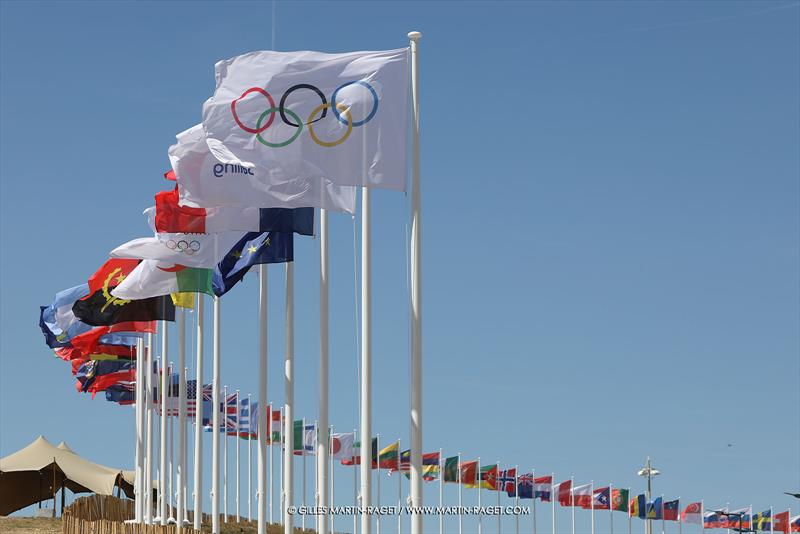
[407,31,422,41]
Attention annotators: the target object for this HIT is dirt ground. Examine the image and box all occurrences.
[0,517,320,534]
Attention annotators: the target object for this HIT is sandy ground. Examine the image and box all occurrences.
[0,517,61,534]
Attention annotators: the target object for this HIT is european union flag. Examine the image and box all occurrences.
[213,232,293,296]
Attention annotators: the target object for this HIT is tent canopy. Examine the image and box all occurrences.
[0,435,132,516]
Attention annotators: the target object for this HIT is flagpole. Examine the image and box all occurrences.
[497,461,501,534]
[438,449,443,534]
[629,489,632,534]
[610,484,614,534]
[183,365,190,521]
[661,495,665,534]
[571,476,575,534]
[360,183,373,534]
[376,433,381,534]
[314,421,319,533]
[770,505,773,534]
[532,469,537,534]
[193,296,204,531]
[330,425,336,534]
[319,206,330,534]
[236,390,241,522]
[302,418,307,531]
[258,264,268,534]
[513,466,519,534]
[145,334,154,524]
[407,29,424,534]
[248,394,252,522]
[478,456,482,534]
[135,338,144,523]
[160,323,169,525]
[353,428,358,534]
[458,453,463,534]
[269,402,274,525]
[211,296,221,534]
[283,261,295,534]
[398,440,403,534]
[551,474,555,534]
[177,309,187,526]
[591,481,595,534]
[224,385,229,523]
[677,497,682,534]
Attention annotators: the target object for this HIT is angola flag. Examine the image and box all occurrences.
[444,456,459,483]
[611,488,629,512]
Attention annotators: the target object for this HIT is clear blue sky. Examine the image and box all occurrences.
[1,0,798,530]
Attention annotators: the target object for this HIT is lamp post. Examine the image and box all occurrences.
[637,457,660,534]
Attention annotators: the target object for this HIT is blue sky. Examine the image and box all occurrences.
[1,0,798,530]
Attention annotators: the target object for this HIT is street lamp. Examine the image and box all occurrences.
[637,457,660,534]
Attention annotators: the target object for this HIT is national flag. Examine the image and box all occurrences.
[571,483,592,508]
[458,461,478,486]
[393,464,439,481]
[443,456,459,483]
[610,488,629,512]
[104,385,135,405]
[534,476,553,502]
[302,423,316,455]
[722,507,751,529]
[630,494,646,519]
[111,260,214,300]
[515,474,533,499]
[557,480,572,506]
[171,292,196,309]
[330,433,355,460]
[109,232,245,269]
[397,450,440,471]
[774,511,791,534]
[56,343,135,363]
[663,499,679,521]
[790,515,800,533]
[592,487,610,510]
[293,420,304,454]
[340,437,378,466]
[168,124,356,214]
[148,187,315,235]
[465,464,497,490]
[212,231,293,297]
[646,497,663,520]
[496,468,516,494]
[73,259,175,326]
[238,398,256,438]
[270,408,281,444]
[200,48,409,202]
[752,510,771,531]
[224,392,238,434]
[68,323,153,354]
[75,360,134,392]
[82,369,135,399]
[704,509,726,529]
[377,442,399,469]
[157,378,200,418]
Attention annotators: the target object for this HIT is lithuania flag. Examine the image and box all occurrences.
[378,442,399,469]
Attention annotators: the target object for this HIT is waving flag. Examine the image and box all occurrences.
[496,468,516,494]
[148,187,314,235]
[790,515,799,532]
[646,497,663,520]
[557,480,572,506]
[238,398,256,438]
[774,511,790,534]
[377,442,399,469]
[534,476,553,502]
[611,488,629,512]
[630,494,646,519]
[270,408,282,443]
[458,461,477,486]
[465,464,497,490]
[571,483,592,508]
[72,259,175,326]
[330,433,355,461]
[753,510,771,530]
[111,260,214,300]
[443,457,459,483]
[105,385,135,405]
[213,231,293,296]
[110,231,243,269]
[168,124,356,213]
[202,48,409,196]
[663,499,680,521]
[592,487,610,510]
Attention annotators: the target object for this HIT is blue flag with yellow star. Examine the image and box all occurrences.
[212,231,293,296]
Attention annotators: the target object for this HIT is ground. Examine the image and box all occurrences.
[0,517,323,534]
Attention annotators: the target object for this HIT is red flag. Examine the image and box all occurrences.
[557,480,572,506]
[164,169,177,181]
[459,461,478,486]
[155,187,207,233]
[84,259,140,296]
[775,511,791,534]
[86,370,136,398]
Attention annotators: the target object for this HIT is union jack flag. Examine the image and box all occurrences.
[202,390,238,433]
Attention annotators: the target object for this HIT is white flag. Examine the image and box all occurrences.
[110,232,241,268]
[303,424,317,456]
[330,432,355,460]
[110,260,214,300]
[170,124,357,213]
[202,48,409,194]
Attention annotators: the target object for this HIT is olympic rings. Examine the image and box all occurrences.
[256,107,304,148]
[307,103,353,148]
[231,87,276,134]
[230,81,378,148]
[279,84,327,127]
[330,80,379,127]
[166,239,201,255]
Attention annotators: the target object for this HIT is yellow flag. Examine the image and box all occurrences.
[171,292,196,309]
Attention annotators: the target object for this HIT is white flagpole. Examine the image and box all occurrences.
[248,394,252,522]
[278,414,283,525]
[551,474,555,534]
[224,385,229,523]
[183,366,190,521]
[319,207,330,534]
[661,495,665,534]
[269,403,274,525]
[591,481,595,534]
[193,296,204,531]
[258,264,268,534]
[677,497,682,534]
[477,457,482,534]
[169,363,175,521]
[497,462,501,534]
[360,183,373,534]
[610,484,614,534]
[314,421,320,532]
[211,297,221,534]
[407,29,424,534]
[283,262,295,534]
[177,309,186,526]
[376,434,381,534]
[458,453,463,534]
[571,476,575,534]
[330,426,336,534]
[353,428,358,534]
[532,469,537,534]
[302,418,307,531]
[629,489,633,534]
[514,466,519,534]
[398,441,404,534]
[134,338,143,523]
[160,324,169,525]
[236,391,241,522]
[439,449,444,534]
[145,335,154,524]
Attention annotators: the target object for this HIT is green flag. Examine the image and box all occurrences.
[293,420,303,452]
[444,456,459,483]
